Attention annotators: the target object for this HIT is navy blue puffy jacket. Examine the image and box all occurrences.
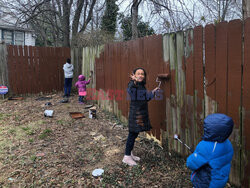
[187,113,234,188]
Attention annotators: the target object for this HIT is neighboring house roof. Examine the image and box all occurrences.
[0,10,34,32]
[0,24,34,32]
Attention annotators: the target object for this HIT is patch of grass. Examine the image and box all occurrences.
[81,171,90,178]
[8,129,16,135]
[30,155,37,162]
[14,114,22,122]
[22,127,35,135]
[57,120,65,125]
[26,129,35,135]
[39,129,52,139]
[102,110,126,128]
[22,127,29,131]
[102,172,120,186]
[28,138,34,143]
[0,113,11,121]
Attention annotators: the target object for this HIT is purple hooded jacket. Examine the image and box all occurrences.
[75,75,90,94]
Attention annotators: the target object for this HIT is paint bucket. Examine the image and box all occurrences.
[89,107,96,119]
[44,110,54,117]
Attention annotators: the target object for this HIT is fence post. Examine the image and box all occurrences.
[0,44,9,98]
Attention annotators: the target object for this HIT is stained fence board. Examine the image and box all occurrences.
[205,24,217,116]
[23,46,29,94]
[216,22,228,114]
[193,26,204,144]
[242,17,250,187]
[7,46,16,94]
[227,19,243,186]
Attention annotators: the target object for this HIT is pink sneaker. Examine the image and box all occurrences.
[122,155,137,166]
[131,152,140,161]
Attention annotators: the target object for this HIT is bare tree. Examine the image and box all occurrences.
[1,0,102,47]
[243,0,250,19]
[131,0,142,39]
[144,0,241,33]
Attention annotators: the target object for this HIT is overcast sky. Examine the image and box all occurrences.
[116,0,242,33]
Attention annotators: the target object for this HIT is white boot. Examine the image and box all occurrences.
[131,152,140,161]
[122,155,137,166]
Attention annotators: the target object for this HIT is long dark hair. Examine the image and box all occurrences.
[133,67,147,84]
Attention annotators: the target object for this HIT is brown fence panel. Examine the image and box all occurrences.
[205,24,216,116]
[7,45,70,94]
[29,46,34,93]
[216,22,228,114]
[242,17,250,188]
[227,19,242,186]
[144,35,161,140]
[14,46,21,94]
[193,26,204,145]
[7,46,15,94]
[33,47,39,93]
[23,46,29,94]
[115,42,121,115]
[121,42,129,118]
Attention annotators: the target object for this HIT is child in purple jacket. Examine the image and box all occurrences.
[75,75,91,104]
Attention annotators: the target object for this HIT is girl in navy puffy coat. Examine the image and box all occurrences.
[122,68,159,166]
[187,113,234,188]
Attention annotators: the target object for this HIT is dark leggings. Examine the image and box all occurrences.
[64,78,72,96]
[79,96,84,102]
[125,132,139,155]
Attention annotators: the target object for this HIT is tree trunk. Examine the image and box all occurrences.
[62,0,70,47]
[131,0,141,40]
[243,0,250,19]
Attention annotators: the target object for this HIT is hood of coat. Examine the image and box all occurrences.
[203,113,234,143]
[78,75,85,81]
[65,63,73,68]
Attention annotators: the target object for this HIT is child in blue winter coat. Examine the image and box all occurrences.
[187,113,234,188]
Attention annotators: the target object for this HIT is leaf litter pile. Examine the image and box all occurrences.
[0,93,234,187]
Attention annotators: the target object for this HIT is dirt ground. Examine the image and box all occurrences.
[0,92,234,187]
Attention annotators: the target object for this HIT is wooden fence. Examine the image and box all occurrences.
[3,45,70,94]
[0,44,8,88]
[88,18,250,187]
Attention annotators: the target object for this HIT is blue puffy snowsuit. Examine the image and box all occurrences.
[187,113,234,188]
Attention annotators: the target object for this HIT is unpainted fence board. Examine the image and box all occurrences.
[162,34,172,147]
[0,44,8,88]
[169,33,178,151]
[185,29,195,151]
[176,31,186,154]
